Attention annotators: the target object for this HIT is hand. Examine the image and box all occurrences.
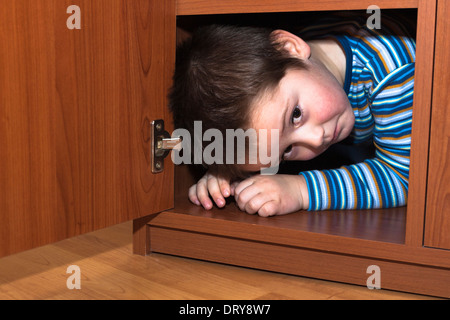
[188,170,234,210]
[233,174,309,217]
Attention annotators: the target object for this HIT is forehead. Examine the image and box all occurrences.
[249,83,285,130]
[248,68,308,129]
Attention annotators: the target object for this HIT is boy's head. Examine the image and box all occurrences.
[169,25,307,178]
[169,24,354,179]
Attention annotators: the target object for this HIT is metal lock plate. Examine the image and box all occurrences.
[151,120,182,173]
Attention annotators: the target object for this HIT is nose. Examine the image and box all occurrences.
[293,125,324,149]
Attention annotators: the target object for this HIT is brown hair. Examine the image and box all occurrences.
[169,24,307,179]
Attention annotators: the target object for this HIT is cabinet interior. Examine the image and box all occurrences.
[171,9,418,245]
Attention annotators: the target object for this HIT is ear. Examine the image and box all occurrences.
[271,30,311,60]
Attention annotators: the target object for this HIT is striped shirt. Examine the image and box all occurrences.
[298,16,415,210]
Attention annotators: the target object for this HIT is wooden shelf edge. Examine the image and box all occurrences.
[148,226,450,298]
[177,0,419,16]
[148,210,450,269]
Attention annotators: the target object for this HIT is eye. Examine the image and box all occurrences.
[282,145,293,161]
[291,105,303,126]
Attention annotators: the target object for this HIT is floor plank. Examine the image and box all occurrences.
[0,221,439,300]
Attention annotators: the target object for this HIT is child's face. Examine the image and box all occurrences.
[245,64,355,172]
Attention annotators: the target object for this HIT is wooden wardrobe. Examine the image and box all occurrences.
[1,0,449,298]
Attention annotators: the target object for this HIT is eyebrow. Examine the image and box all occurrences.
[281,99,289,136]
[278,100,290,163]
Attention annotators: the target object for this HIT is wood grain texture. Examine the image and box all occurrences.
[149,224,450,298]
[424,0,450,250]
[0,221,437,300]
[404,0,437,247]
[151,163,450,297]
[0,0,175,257]
[171,189,408,245]
[177,0,419,15]
[153,205,450,269]
[139,1,450,299]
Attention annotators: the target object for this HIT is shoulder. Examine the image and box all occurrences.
[298,14,416,78]
[344,15,416,81]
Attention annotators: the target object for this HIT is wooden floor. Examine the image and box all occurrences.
[0,221,439,300]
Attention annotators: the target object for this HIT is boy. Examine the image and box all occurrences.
[169,14,415,217]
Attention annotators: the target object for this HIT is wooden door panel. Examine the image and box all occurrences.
[424,0,450,250]
[0,0,175,257]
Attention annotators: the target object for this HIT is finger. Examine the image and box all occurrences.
[218,177,231,198]
[242,192,279,216]
[257,201,279,217]
[195,178,214,210]
[243,193,269,215]
[233,178,255,198]
[207,175,226,208]
[230,181,240,196]
[235,182,262,212]
[188,184,201,206]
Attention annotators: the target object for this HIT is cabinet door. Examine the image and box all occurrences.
[0,0,175,257]
[424,0,450,250]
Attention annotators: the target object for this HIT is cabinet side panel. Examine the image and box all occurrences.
[405,0,436,246]
[424,0,450,250]
[0,1,60,256]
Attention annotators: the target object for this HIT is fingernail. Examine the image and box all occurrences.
[216,199,224,207]
[204,201,212,210]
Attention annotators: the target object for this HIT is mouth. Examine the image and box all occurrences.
[332,121,341,143]
[332,126,339,142]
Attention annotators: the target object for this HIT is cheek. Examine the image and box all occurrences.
[315,88,349,122]
[305,71,344,119]
[314,94,339,122]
